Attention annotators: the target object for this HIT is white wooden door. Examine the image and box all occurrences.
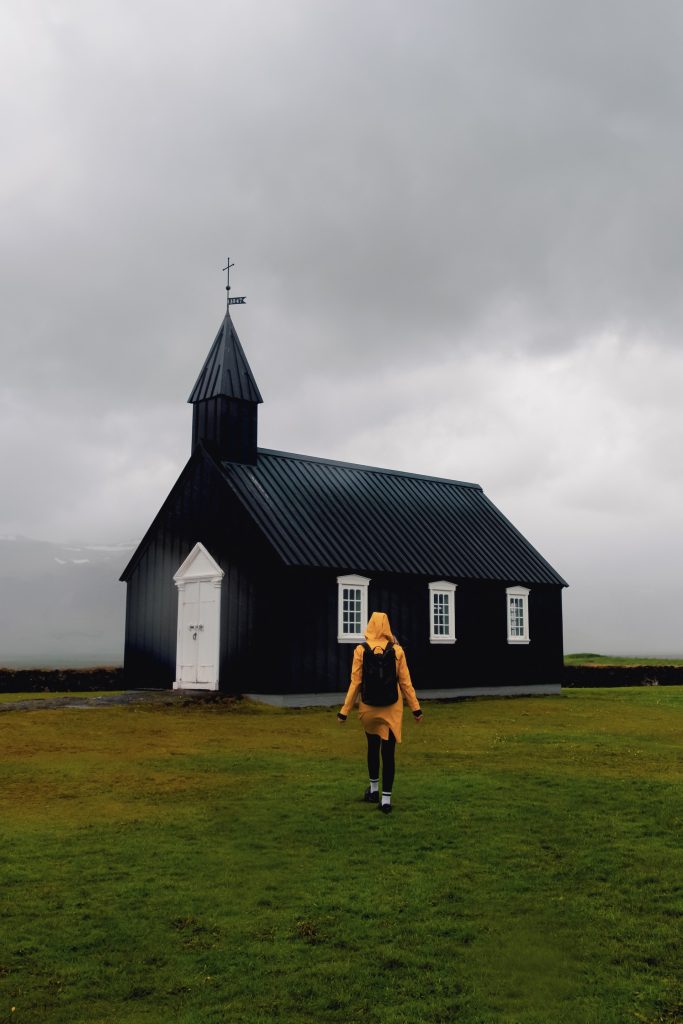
[173,542,223,691]
[177,579,220,688]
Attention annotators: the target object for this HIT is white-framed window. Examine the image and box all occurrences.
[506,585,530,644]
[337,574,370,643]
[429,580,457,644]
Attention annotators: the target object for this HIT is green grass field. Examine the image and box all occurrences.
[2,690,682,1024]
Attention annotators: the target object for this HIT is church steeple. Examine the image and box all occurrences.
[188,305,262,464]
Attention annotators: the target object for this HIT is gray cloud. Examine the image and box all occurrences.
[2,0,683,654]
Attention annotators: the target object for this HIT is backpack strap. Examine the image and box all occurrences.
[365,642,394,657]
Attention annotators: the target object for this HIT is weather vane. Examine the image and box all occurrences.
[223,258,246,306]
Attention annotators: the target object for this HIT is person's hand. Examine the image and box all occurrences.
[413,710,423,724]
[337,712,347,724]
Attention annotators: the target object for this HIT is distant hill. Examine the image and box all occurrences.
[0,536,135,667]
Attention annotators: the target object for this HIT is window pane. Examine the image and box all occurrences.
[510,596,525,636]
[433,590,452,637]
[343,587,362,634]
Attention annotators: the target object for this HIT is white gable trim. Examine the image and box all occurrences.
[173,541,225,584]
[337,573,371,588]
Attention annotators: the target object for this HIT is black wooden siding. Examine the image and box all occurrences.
[122,447,564,694]
[268,570,563,696]
[192,397,258,464]
[122,448,280,688]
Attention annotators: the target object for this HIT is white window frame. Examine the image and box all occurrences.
[337,574,370,643]
[428,580,457,644]
[506,585,530,644]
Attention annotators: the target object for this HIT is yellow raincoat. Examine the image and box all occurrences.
[340,612,421,743]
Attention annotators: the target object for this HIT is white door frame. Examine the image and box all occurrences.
[173,542,224,690]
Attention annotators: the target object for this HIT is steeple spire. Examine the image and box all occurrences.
[188,271,262,464]
[188,314,263,406]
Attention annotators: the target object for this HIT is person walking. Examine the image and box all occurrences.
[337,611,422,814]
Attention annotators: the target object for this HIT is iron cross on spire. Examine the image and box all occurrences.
[222,258,246,307]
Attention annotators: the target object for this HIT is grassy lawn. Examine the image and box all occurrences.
[565,653,683,667]
[1,690,682,1024]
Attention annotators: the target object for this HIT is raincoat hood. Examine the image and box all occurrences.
[364,612,395,652]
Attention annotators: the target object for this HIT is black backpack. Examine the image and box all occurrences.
[361,642,398,706]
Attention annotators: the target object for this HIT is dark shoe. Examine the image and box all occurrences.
[364,787,379,803]
[377,802,392,814]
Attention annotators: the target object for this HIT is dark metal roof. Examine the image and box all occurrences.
[218,449,567,585]
[188,312,263,404]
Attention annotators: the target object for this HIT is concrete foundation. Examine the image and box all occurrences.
[243,683,562,708]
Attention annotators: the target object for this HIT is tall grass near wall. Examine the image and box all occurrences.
[1,689,682,1024]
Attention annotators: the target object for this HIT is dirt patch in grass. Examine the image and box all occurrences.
[0,689,244,712]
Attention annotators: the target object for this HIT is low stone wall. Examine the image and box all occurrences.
[2,664,682,694]
[0,667,125,694]
[563,665,683,687]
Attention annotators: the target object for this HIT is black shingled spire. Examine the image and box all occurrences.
[189,310,262,464]
[188,312,263,405]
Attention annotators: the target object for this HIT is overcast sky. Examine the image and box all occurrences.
[3,0,683,655]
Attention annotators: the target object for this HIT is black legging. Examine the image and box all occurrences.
[366,731,396,793]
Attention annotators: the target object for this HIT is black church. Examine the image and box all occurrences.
[120,297,567,702]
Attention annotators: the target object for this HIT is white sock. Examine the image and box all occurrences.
[381,792,392,806]
[369,779,379,793]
